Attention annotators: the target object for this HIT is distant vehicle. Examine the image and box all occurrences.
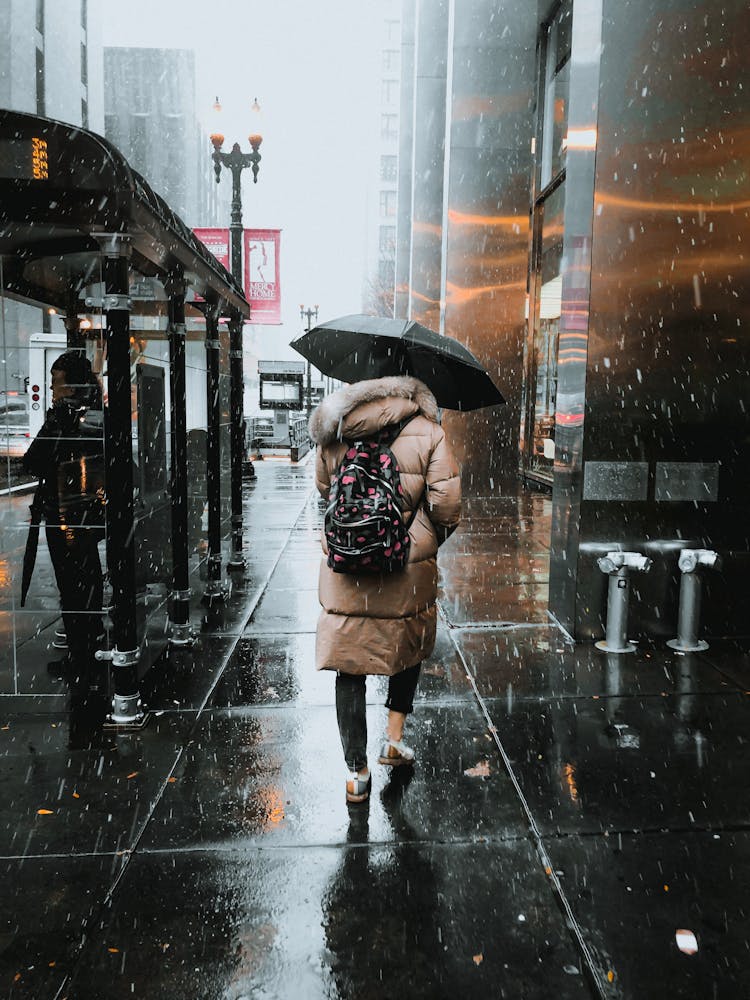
[28,332,67,440]
[0,394,30,457]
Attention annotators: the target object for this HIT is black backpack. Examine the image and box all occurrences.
[325,417,422,575]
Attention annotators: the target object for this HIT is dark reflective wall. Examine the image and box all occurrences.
[550,0,750,638]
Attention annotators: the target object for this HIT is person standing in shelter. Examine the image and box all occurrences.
[23,351,105,685]
[309,375,461,803]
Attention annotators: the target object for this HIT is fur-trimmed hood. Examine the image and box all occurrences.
[309,376,439,447]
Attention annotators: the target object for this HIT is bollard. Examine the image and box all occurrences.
[667,549,719,652]
[595,551,653,654]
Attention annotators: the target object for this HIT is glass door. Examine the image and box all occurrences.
[522,0,571,485]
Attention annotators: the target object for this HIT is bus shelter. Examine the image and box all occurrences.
[0,110,251,724]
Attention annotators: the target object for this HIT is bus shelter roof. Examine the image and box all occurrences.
[0,110,249,318]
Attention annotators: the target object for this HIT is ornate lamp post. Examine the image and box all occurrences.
[300,304,319,418]
[208,97,263,571]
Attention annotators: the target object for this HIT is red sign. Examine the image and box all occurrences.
[193,228,230,271]
[243,229,281,324]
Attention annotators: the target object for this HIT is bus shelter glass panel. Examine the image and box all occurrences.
[185,326,209,570]
[219,323,232,538]
[0,255,108,695]
[128,285,172,665]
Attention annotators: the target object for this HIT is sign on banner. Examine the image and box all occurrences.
[193,228,231,271]
[243,229,282,324]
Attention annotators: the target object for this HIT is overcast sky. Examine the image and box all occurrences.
[103,0,382,352]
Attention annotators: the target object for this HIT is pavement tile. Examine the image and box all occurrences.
[483,690,750,835]
[139,702,528,850]
[543,830,750,1000]
[457,629,738,701]
[0,853,126,1000]
[68,843,590,1000]
[210,626,471,709]
[0,710,193,857]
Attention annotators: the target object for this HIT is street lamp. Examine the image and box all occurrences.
[300,304,319,417]
[209,96,263,280]
[209,96,264,570]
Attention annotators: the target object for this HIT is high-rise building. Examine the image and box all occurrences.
[104,47,226,228]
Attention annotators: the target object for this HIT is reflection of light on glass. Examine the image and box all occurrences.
[565,128,597,150]
[596,192,750,214]
[447,209,527,230]
[563,763,579,802]
[446,279,525,305]
[539,275,562,319]
[79,457,87,493]
[0,558,11,590]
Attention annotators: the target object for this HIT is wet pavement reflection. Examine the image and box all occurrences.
[2,463,749,997]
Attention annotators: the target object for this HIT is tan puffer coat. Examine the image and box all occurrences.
[310,376,461,676]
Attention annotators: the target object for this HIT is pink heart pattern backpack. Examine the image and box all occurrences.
[324,416,422,575]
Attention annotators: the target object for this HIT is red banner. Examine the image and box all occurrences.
[193,227,231,271]
[243,229,282,324]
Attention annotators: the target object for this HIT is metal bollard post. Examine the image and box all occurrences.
[667,549,719,652]
[595,551,653,654]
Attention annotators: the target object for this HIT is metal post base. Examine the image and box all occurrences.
[226,556,246,573]
[167,621,195,646]
[106,692,147,728]
[595,639,638,654]
[666,637,710,653]
[201,581,230,605]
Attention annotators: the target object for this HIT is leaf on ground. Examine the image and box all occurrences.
[126,772,138,779]
[464,760,491,778]
[473,954,483,965]
[37,808,54,815]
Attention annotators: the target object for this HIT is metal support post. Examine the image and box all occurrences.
[227,313,246,571]
[595,551,652,654]
[166,278,193,644]
[667,549,720,652]
[98,235,143,724]
[203,304,226,603]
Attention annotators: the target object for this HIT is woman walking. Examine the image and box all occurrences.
[309,375,461,803]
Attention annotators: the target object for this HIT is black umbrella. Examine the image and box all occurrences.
[20,487,44,607]
[290,314,504,411]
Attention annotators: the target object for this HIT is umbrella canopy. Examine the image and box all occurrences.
[290,314,504,411]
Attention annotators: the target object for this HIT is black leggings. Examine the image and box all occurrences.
[335,664,421,772]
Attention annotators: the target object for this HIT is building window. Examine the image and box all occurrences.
[539,0,572,189]
[379,190,397,218]
[36,0,44,33]
[379,225,396,253]
[381,79,399,105]
[382,49,399,72]
[380,155,397,182]
[81,43,88,86]
[381,114,398,142]
[35,47,45,116]
[379,258,395,284]
[385,19,400,43]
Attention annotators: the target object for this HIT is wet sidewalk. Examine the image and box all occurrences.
[2,460,749,999]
